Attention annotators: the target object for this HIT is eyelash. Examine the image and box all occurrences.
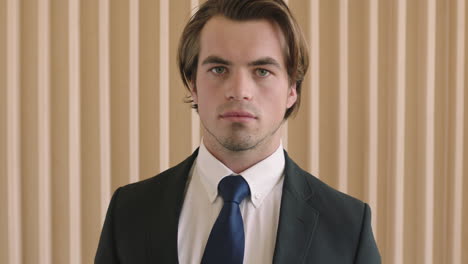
[209,67,271,77]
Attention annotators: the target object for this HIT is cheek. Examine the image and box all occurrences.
[262,82,291,103]
[197,78,225,101]
[195,86,218,111]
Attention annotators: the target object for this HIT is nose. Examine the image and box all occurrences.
[225,69,253,101]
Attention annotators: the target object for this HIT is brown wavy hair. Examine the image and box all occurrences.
[177,0,309,119]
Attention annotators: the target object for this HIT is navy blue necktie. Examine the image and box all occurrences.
[202,175,250,264]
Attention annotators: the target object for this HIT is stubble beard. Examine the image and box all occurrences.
[202,119,284,153]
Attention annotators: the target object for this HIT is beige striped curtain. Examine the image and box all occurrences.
[1,0,466,263]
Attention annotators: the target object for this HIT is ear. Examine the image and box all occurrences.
[189,81,198,104]
[286,83,297,108]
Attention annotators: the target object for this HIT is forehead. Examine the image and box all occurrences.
[198,15,287,65]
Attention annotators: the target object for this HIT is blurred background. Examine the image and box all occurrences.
[1,0,467,263]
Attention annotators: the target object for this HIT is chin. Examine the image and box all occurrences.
[221,142,256,152]
[218,135,257,152]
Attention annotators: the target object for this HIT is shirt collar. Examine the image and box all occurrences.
[196,140,285,208]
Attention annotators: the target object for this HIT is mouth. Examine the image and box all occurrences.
[219,111,257,122]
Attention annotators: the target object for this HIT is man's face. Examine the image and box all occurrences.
[192,16,297,153]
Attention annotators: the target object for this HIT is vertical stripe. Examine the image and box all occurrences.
[190,0,199,14]
[368,0,379,239]
[282,0,288,149]
[68,0,81,263]
[129,0,140,183]
[451,0,465,262]
[6,0,22,263]
[190,0,200,151]
[309,0,320,176]
[338,0,349,192]
[99,0,111,221]
[441,2,450,260]
[424,0,437,263]
[393,0,407,262]
[159,0,169,171]
[38,0,52,263]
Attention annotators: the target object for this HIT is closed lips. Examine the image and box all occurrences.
[220,112,256,118]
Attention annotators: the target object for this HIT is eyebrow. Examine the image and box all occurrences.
[247,57,282,69]
[201,55,282,69]
[201,56,231,66]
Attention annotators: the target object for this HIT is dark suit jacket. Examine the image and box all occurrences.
[95,149,381,263]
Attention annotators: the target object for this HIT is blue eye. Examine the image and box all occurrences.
[211,67,226,74]
[256,69,270,77]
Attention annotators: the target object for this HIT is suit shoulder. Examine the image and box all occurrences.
[292,166,371,239]
[306,170,362,205]
[290,163,366,217]
[284,152,364,208]
[116,151,197,200]
[120,164,179,191]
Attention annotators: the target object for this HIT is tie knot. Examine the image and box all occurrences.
[218,176,250,204]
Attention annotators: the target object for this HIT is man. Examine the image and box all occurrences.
[95,0,381,263]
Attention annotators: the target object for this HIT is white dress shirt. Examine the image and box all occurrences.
[177,141,285,264]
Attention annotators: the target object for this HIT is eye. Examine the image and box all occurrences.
[210,66,227,75]
[256,68,270,77]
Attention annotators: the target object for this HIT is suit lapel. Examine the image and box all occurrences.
[147,149,199,263]
[272,151,319,264]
